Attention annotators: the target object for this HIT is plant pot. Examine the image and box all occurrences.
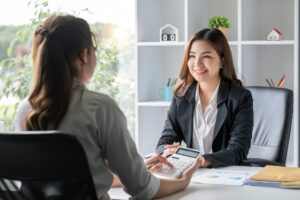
[219,28,229,38]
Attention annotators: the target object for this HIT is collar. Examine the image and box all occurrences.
[72,78,87,89]
[184,79,229,106]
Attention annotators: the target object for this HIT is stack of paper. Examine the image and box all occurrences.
[244,165,300,188]
[192,169,256,186]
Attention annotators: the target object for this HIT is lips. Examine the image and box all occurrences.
[194,69,208,76]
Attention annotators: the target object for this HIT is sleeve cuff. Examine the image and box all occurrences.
[130,174,160,200]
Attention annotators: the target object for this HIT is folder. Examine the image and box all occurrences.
[281,181,300,188]
[250,165,300,182]
[244,165,300,189]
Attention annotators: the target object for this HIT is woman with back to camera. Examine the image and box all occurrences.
[14,14,200,200]
[156,28,253,168]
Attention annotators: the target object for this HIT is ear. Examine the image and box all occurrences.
[79,48,89,65]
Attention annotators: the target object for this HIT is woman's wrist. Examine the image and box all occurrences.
[112,174,122,187]
[180,177,191,189]
[200,158,212,168]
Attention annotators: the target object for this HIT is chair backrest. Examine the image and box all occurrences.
[0,131,98,200]
[247,86,293,165]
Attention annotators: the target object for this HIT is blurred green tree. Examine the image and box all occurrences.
[0,0,134,136]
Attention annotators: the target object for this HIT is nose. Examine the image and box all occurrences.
[194,57,204,68]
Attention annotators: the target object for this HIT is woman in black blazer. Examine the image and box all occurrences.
[156,29,253,168]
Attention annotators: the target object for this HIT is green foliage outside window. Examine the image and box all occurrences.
[0,0,135,136]
[0,0,49,130]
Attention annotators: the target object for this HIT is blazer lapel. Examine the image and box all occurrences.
[180,83,197,148]
[213,80,229,139]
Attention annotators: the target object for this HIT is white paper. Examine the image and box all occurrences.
[192,169,256,186]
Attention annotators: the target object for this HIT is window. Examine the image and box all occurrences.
[0,0,135,137]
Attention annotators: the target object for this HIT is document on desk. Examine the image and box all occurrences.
[192,169,256,186]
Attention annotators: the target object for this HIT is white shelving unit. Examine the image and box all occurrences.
[135,0,299,166]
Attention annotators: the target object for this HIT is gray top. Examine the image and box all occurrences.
[14,80,160,200]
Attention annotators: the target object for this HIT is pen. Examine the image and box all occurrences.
[166,78,171,86]
[270,78,275,87]
[278,76,286,88]
[265,78,272,87]
[172,78,177,86]
[277,74,286,87]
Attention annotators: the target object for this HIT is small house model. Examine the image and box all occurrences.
[160,24,178,42]
[266,28,283,41]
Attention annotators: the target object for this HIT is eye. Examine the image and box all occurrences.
[188,54,195,59]
[203,55,212,59]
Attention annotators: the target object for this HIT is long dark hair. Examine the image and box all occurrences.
[25,14,95,130]
[174,28,242,97]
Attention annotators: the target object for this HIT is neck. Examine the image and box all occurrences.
[73,77,88,86]
[199,77,220,98]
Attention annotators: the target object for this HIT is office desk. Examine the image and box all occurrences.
[108,166,300,200]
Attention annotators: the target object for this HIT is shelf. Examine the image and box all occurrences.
[137,46,183,102]
[136,0,299,163]
[228,41,239,45]
[138,107,170,155]
[137,42,186,46]
[138,41,239,46]
[187,0,238,41]
[242,45,294,89]
[137,0,185,42]
[242,0,294,40]
[137,40,296,46]
[241,40,295,45]
[138,101,171,107]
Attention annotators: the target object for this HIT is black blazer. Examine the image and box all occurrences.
[156,80,254,167]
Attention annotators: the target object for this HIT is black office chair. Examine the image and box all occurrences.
[243,86,293,167]
[0,131,98,200]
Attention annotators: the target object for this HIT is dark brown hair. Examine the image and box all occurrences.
[174,28,242,97]
[25,14,95,130]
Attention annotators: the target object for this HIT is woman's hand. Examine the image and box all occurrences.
[198,157,212,168]
[163,142,180,157]
[144,154,173,172]
[180,157,201,182]
[111,174,122,187]
[153,156,201,198]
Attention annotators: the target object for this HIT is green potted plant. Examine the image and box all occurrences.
[208,16,230,37]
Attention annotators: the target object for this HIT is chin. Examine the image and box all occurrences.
[194,76,207,83]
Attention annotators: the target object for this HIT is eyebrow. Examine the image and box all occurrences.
[201,51,212,55]
[189,50,212,55]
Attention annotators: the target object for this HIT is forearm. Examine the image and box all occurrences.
[154,178,189,198]
[203,148,242,167]
[154,155,200,198]
[156,134,183,154]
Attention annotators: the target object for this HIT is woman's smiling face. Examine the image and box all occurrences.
[187,40,222,84]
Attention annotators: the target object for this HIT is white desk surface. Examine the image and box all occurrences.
[108,166,300,200]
